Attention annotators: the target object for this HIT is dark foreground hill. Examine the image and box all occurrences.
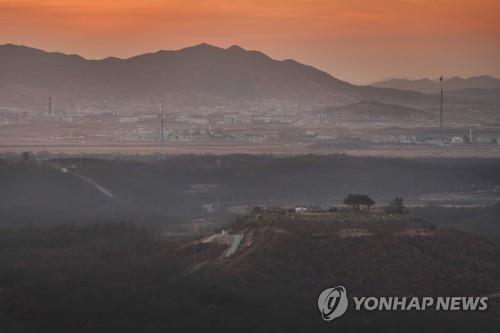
[0,214,499,332]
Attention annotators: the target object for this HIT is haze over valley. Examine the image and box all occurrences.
[1,43,499,157]
[1,2,500,329]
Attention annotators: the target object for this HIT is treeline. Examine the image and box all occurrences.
[1,154,500,229]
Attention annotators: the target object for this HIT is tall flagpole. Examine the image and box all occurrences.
[439,75,444,141]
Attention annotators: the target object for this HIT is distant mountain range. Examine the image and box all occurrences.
[1,43,498,113]
[371,76,500,93]
[0,43,426,111]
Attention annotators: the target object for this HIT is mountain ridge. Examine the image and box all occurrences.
[0,43,429,111]
[4,43,495,112]
[372,75,500,93]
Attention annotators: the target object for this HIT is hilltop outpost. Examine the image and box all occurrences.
[239,195,414,229]
[250,195,406,216]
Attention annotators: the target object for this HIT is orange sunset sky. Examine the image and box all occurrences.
[1,0,499,83]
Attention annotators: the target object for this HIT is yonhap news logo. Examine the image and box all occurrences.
[317,286,349,321]
[318,286,488,322]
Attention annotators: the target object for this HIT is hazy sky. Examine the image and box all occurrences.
[1,0,499,83]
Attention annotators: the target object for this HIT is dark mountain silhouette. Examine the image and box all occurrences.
[0,43,349,104]
[199,214,500,297]
[2,214,499,332]
[0,43,425,110]
[372,75,500,93]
